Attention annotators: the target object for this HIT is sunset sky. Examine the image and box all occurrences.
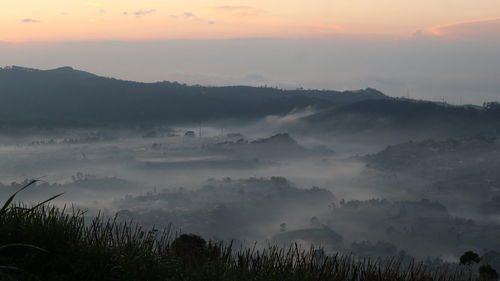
[1,1,499,104]
[2,0,500,42]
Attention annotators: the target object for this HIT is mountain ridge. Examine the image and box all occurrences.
[0,66,390,128]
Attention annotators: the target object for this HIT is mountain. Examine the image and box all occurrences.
[0,66,388,128]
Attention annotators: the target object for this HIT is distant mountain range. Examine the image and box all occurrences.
[0,66,388,128]
[2,66,499,137]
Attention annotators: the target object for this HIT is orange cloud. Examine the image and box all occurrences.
[414,18,500,39]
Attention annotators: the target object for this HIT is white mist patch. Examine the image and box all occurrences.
[265,106,317,126]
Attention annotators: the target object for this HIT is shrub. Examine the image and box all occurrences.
[480,265,499,281]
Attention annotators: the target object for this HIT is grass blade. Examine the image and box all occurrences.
[23,193,64,215]
[0,179,38,216]
[0,243,48,253]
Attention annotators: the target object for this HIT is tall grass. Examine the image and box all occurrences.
[0,189,475,281]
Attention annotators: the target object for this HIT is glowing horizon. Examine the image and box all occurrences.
[1,0,500,42]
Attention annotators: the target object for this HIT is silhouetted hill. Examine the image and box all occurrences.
[0,66,388,128]
[365,135,500,173]
[206,133,334,160]
[298,98,500,140]
[250,133,297,145]
[363,134,500,217]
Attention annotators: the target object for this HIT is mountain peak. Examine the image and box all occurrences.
[1,65,95,78]
[45,66,96,78]
[251,133,297,145]
[348,87,387,98]
[51,66,74,72]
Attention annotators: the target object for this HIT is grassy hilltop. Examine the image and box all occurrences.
[0,182,480,281]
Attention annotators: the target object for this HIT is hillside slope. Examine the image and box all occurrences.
[0,66,388,128]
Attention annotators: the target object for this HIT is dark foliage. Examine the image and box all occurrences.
[0,199,475,281]
[479,265,499,281]
[460,251,482,266]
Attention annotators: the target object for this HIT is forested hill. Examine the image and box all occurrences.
[298,98,500,138]
[0,66,388,128]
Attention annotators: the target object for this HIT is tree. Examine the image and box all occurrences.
[460,251,482,265]
[171,234,207,257]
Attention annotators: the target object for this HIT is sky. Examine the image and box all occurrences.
[1,1,500,104]
[2,0,500,41]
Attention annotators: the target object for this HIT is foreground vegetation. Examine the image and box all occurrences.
[0,182,482,281]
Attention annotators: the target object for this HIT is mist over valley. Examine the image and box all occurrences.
[2,67,500,272]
